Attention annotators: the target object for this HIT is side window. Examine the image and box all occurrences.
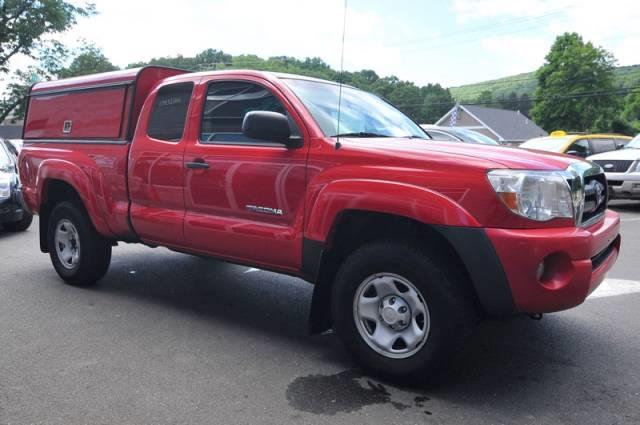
[147,82,194,142]
[200,81,299,144]
[590,138,616,154]
[569,139,591,157]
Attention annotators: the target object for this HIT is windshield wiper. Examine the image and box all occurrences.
[332,132,391,138]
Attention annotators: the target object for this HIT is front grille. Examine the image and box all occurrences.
[582,173,608,225]
[591,160,633,173]
[608,180,624,187]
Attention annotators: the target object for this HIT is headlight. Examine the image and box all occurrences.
[631,161,640,173]
[487,170,574,221]
[0,174,11,200]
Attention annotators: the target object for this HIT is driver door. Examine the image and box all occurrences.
[182,76,309,272]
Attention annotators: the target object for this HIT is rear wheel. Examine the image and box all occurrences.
[331,241,477,384]
[2,212,33,232]
[47,202,111,286]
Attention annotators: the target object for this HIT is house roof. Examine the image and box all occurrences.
[0,125,22,139]
[436,104,548,142]
[461,105,547,141]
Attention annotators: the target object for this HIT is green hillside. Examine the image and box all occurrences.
[449,64,640,102]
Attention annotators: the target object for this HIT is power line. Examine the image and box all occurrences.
[383,7,571,48]
[392,85,640,109]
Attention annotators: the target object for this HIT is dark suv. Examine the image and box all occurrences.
[0,139,32,231]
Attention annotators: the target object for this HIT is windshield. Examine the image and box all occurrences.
[626,134,640,149]
[282,78,427,139]
[447,128,499,145]
[520,136,571,152]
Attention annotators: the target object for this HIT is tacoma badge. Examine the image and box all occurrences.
[245,205,284,216]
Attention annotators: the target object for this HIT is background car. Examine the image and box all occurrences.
[588,133,640,200]
[420,125,500,145]
[0,138,32,232]
[3,139,22,156]
[520,131,631,158]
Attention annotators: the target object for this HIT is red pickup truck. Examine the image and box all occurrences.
[19,67,620,383]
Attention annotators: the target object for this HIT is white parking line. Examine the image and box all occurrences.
[620,217,640,222]
[589,279,640,299]
[244,268,261,274]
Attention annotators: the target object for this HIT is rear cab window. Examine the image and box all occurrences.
[147,82,194,142]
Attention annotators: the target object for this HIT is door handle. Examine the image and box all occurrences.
[186,159,209,169]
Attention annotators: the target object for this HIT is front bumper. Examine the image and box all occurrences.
[606,172,640,199]
[486,209,620,313]
[0,195,25,223]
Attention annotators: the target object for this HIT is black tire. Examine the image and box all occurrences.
[3,212,33,232]
[47,201,112,286]
[331,241,478,385]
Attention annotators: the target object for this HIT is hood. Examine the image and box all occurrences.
[588,148,640,161]
[340,138,579,171]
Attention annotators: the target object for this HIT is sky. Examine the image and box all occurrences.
[5,0,640,89]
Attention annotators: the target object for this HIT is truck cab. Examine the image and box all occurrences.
[19,67,621,384]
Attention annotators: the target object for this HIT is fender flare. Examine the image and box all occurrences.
[36,159,113,237]
[304,179,481,245]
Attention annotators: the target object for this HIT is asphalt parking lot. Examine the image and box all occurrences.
[1,202,639,425]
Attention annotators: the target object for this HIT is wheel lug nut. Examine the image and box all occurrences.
[389,297,396,305]
[399,306,407,313]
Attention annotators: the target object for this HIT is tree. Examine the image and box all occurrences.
[531,32,620,132]
[503,91,519,110]
[0,1,94,121]
[622,88,640,130]
[476,90,493,105]
[518,93,533,116]
[58,43,118,78]
[421,84,454,124]
[0,0,94,72]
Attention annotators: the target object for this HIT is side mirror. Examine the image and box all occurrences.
[242,111,299,148]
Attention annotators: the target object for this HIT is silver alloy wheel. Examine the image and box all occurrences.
[353,273,430,359]
[55,219,81,270]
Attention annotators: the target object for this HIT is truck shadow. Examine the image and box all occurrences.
[609,200,640,212]
[0,228,31,240]
[94,247,619,418]
[96,247,348,363]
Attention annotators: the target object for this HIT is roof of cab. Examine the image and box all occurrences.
[160,68,349,87]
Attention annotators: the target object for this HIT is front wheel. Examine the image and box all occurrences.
[47,202,112,286]
[331,241,477,384]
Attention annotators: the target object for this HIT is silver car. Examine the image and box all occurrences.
[588,134,640,200]
[420,125,500,145]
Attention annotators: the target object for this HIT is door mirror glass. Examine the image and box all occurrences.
[242,111,300,147]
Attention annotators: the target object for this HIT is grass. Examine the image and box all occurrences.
[449,64,640,102]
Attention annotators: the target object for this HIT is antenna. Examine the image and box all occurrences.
[335,0,348,150]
